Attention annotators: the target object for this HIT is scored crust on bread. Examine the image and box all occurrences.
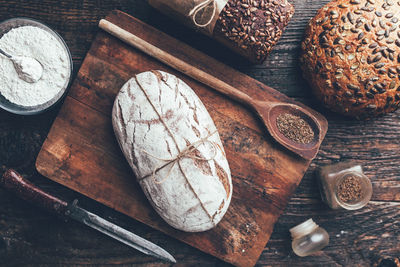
[300,0,400,118]
[112,70,232,232]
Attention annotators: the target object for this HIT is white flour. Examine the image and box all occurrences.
[0,26,70,107]
[13,55,43,83]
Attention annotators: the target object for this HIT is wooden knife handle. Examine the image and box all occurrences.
[1,169,69,217]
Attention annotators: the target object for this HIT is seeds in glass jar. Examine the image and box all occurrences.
[337,175,363,203]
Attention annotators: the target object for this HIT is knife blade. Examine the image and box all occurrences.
[67,200,176,262]
[1,169,176,263]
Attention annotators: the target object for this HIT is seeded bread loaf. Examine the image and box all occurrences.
[214,0,295,63]
[300,0,400,119]
[112,70,232,232]
[148,0,295,64]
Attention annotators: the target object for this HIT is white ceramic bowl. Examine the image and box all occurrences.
[0,17,73,115]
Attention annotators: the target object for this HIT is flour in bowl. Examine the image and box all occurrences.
[0,26,71,107]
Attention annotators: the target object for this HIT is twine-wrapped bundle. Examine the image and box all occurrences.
[148,0,295,63]
[149,0,228,35]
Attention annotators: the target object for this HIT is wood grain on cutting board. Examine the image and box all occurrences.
[35,10,328,267]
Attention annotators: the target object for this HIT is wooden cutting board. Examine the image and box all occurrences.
[36,10,328,267]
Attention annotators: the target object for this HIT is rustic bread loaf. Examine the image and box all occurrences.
[300,0,400,119]
[214,0,295,63]
[112,70,232,232]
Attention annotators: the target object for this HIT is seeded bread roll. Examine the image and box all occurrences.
[214,0,295,63]
[300,0,400,119]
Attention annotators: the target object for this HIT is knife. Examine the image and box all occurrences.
[0,169,176,264]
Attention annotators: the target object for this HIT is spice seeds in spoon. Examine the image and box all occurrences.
[276,113,315,144]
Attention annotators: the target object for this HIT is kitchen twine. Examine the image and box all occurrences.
[135,75,219,187]
[188,0,217,28]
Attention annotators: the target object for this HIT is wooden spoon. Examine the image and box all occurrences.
[99,19,322,160]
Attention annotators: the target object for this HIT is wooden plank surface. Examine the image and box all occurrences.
[34,10,327,267]
[0,1,399,266]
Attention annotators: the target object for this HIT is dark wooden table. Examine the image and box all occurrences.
[0,1,399,266]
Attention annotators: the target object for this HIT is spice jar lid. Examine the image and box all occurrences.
[290,218,319,239]
[334,172,373,210]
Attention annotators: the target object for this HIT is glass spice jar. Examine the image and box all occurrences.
[290,219,329,257]
[317,161,373,210]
